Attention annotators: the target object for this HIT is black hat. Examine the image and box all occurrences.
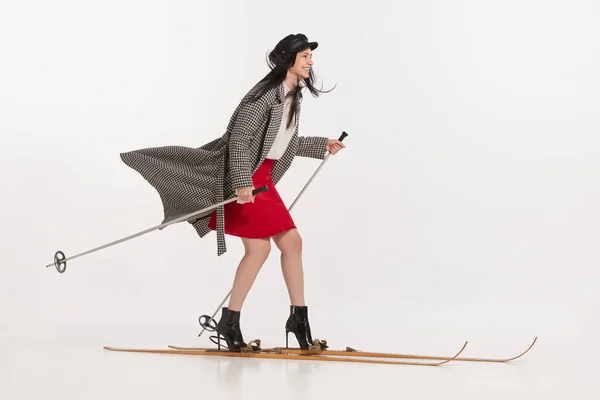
[273,33,318,56]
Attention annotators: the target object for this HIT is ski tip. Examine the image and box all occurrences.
[445,341,469,364]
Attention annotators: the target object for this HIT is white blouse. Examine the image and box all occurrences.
[266,82,297,160]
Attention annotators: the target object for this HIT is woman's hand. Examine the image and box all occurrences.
[236,186,255,204]
[326,139,345,155]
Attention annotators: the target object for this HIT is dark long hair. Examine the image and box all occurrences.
[250,45,335,129]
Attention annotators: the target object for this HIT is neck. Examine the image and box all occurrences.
[284,73,299,92]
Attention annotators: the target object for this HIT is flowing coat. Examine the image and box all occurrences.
[120,81,328,256]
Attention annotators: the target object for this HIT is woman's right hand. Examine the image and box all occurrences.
[236,186,255,204]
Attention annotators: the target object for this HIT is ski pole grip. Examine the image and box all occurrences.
[338,131,349,142]
[252,185,269,196]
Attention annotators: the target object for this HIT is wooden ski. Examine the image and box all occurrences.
[103,341,468,367]
[167,337,537,363]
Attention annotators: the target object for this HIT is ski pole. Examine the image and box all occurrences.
[46,186,270,274]
[197,131,349,338]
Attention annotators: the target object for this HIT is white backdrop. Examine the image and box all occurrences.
[1,0,599,397]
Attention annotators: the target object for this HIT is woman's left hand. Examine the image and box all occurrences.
[326,139,345,155]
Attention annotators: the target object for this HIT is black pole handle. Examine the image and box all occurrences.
[251,185,269,196]
[338,131,349,142]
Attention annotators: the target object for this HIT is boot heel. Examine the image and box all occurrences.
[285,305,312,350]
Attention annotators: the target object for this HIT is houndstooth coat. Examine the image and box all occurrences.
[120,81,328,256]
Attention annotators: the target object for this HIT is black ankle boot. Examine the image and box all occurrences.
[285,305,314,350]
[216,307,247,351]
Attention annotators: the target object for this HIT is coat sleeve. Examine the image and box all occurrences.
[228,98,270,190]
[296,136,328,160]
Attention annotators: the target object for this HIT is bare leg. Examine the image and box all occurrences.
[273,229,305,306]
[227,237,271,311]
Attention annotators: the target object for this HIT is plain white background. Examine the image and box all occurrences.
[1,0,598,398]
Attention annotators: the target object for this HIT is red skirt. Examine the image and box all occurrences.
[208,158,296,238]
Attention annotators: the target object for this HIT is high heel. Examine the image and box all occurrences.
[285,305,313,350]
[216,307,247,351]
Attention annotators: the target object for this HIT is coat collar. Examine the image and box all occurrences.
[275,81,303,104]
[275,81,286,103]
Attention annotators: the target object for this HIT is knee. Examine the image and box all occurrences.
[246,240,271,263]
[281,230,303,255]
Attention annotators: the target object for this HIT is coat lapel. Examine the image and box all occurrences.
[258,81,303,170]
[258,82,286,162]
[259,103,284,162]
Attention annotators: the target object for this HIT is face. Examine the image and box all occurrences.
[288,48,313,80]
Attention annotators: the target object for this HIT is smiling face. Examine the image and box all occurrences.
[288,47,313,80]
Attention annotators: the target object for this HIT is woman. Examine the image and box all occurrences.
[120,33,345,351]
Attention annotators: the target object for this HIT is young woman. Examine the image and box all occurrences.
[120,33,345,351]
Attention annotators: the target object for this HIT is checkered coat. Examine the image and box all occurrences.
[120,81,328,256]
